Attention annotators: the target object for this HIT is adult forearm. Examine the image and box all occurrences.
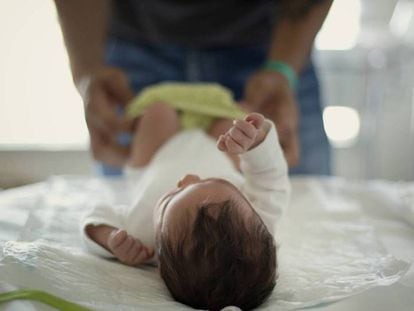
[268,0,333,73]
[54,0,110,84]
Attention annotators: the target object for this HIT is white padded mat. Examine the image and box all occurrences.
[0,176,412,310]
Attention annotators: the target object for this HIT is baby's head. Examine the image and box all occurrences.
[154,174,277,311]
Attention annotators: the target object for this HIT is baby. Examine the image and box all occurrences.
[81,103,290,310]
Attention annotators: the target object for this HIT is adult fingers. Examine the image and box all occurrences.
[102,68,134,105]
[87,83,134,134]
[89,129,130,166]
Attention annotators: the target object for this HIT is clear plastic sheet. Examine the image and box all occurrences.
[0,176,411,310]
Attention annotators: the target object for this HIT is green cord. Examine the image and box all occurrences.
[0,289,91,311]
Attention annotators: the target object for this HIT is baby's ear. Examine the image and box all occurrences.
[245,113,265,129]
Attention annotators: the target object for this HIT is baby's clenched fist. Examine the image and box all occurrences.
[107,229,154,266]
[217,113,266,154]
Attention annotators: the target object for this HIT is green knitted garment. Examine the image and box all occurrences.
[126,83,246,130]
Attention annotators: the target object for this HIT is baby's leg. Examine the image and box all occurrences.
[128,103,180,167]
[208,118,241,171]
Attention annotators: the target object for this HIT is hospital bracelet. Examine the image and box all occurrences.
[263,60,298,90]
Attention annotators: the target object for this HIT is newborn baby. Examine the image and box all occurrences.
[81,103,290,310]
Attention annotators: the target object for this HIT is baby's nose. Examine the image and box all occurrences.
[177,174,201,187]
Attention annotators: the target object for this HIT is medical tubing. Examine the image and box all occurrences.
[0,289,91,311]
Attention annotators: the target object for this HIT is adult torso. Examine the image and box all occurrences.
[109,0,278,47]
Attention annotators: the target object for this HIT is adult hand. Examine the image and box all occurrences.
[76,67,134,167]
[243,70,300,167]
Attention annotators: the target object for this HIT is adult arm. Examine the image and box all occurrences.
[269,0,333,73]
[54,0,109,84]
[54,0,134,166]
[244,0,333,167]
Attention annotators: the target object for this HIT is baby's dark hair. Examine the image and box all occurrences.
[158,199,277,311]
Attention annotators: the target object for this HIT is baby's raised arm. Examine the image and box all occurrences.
[217,112,290,233]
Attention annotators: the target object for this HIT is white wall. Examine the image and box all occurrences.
[317,48,414,181]
[0,150,93,189]
[0,0,87,146]
[316,0,414,181]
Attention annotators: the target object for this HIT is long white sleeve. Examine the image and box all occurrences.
[80,203,126,258]
[239,120,290,235]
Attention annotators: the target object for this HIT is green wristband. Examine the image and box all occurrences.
[263,60,298,89]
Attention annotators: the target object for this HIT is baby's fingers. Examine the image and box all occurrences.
[112,235,135,259]
[125,238,143,258]
[245,113,265,129]
[228,127,253,150]
[131,246,152,265]
[123,240,145,265]
[108,229,128,249]
[225,135,245,154]
[233,119,256,140]
[217,135,227,151]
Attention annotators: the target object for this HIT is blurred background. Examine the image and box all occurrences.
[0,0,413,188]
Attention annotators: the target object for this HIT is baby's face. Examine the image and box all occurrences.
[154,174,254,245]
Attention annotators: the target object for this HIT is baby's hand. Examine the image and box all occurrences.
[107,229,154,266]
[217,113,266,154]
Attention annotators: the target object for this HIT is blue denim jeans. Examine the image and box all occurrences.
[100,38,331,175]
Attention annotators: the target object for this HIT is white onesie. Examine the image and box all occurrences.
[81,120,290,259]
